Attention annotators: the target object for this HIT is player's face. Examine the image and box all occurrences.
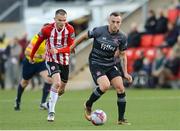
[54,14,67,29]
[108,15,121,33]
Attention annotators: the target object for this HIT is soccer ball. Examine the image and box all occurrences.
[91,109,107,125]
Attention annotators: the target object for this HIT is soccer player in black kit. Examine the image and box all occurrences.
[51,12,133,125]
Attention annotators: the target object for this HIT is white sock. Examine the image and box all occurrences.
[49,88,59,113]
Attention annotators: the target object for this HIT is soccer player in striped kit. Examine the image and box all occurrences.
[30,9,75,122]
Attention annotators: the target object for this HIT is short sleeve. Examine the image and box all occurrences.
[38,26,48,39]
[88,27,99,38]
[67,25,75,46]
[119,34,128,51]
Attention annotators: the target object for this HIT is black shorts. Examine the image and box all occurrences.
[115,61,124,77]
[22,58,46,80]
[89,63,121,85]
[46,61,69,83]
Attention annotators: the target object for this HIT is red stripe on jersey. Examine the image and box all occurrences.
[47,37,53,62]
[39,23,74,65]
[54,29,60,63]
[61,29,66,65]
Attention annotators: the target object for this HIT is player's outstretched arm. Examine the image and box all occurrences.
[49,32,89,54]
[119,50,133,83]
[49,47,70,54]
[29,35,44,63]
[70,32,89,52]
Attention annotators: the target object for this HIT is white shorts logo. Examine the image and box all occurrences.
[96,71,101,76]
[51,66,56,71]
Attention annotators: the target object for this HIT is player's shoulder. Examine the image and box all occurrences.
[41,23,54,32]
[91,25,107,34]
[119,30,127,38]
[40,23,54,37]
[94,25,107,31]
[66,23,74,32]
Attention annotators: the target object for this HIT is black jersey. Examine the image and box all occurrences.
[88,25,127,67]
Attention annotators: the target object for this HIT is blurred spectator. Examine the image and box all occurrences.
[127,22,141,48]
[144,9,157,34]
[155,9,168,34]
[175,13,180,28]
[18,33,29,63]
[142,58,152,76]
[142,57,153,88]
[133,51,144,73]
[172,35,180,58]
[153,38,180,88]
[151,47,167,87]
[160,22,179,47]
[5,37,21,89]
[132,51,146,87]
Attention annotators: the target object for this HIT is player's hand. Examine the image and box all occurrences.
[34,54,43,59]
[49,48,58,54]
[70,46,75,54]
[41,54,46,59]
[71,48,75,54]
[124,73,133,83]
[29,58,35,64]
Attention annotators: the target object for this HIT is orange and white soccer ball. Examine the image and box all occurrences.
[91,109,107,125]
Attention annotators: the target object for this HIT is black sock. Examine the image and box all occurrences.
[41,83,51,104]
[117,92,126,121]
[16,84,25,104]
[86,87,104,107]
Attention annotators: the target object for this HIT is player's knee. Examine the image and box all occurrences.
[100,83,110,92]
[45,77,53,84]
[54,82,61,89]
[21,80,29,87]
[116,85,125,93]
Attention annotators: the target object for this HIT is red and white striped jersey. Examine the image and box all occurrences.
[30,22,75,65]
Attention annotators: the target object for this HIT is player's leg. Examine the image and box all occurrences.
[86,75,110,107]
[107,66,130,125]
[39,70,52,109]
[46,62,63,121]
[14,58,34,111]
[48,73,60,116]
[57,64,69,96]
[85,75,110,121]
[14,79,29,110]
[111,76,130,125]
[84,64,109,120]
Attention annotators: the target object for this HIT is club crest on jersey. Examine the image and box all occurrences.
[51,66,56,71]
[113,38,119,43]
[102,37,106,40]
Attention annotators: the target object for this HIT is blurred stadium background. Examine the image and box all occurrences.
[0,0,180,89]
[0,0,179,90]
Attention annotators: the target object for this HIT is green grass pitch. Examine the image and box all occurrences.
[0,88,180,130]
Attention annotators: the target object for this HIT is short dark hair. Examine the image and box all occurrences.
[110,12,121,17]
[43,23,49,26]
[55,9,67,16]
